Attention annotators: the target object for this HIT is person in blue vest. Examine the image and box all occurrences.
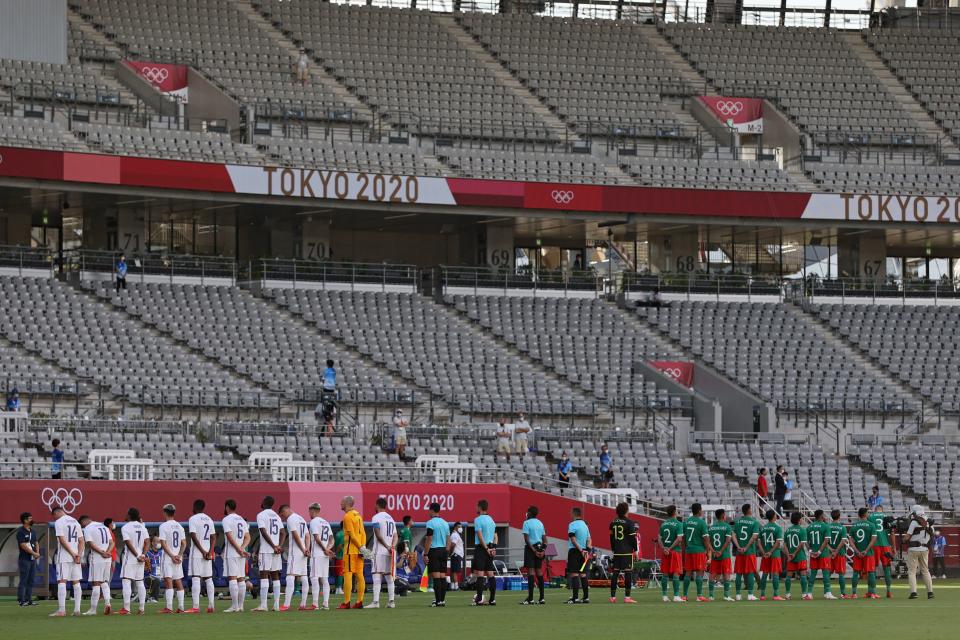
[322,359,336,392]
[115,253,128,293]
[6,387,20,411]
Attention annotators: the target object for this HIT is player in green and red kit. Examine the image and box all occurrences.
[682,503,710,602]
[758,510,784,601]
[849,507,879,599]
[784,511,811,600]
[706,509,734,601]
[732,503,760,601]
[658,505,684,602]
[827,509,850,598]
[868,506,894,598]
[806,509,835,599]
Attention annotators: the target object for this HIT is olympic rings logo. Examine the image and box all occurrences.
[551,190,574,205]
[715,101,744,116]
[140,67,169,85]
[663,367,683,379]
[41,488,83,514]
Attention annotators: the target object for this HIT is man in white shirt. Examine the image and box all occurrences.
[366,497,398,609]
[495,418,513,462]
[393,409,409,460]
[221,499,250,613]
[187,499,217,614]
[279,504,310,611]
[50,507,84,617]
[514,412,531,459]
[296,48,309,85]
[79,515,113,615]
[254,496,285,612]
[449,522,465,591]
[904,505,935,600]
[308,502,334,610]
[158,504,186,613]
[119,507,148,615]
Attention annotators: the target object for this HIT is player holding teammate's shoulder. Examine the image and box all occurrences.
[187,499,217,614]
[706,509,735,601]
[868,506,894,598]
[472,500,498,606]
[565,507,592,604]
[367,497,398,609]
[658,505,684,602]
[682,503,710,602]
[608,502,638,604]
[757,510,784,601]
[849,507,879,599]
[521,505,547,605]
[732,503,760,601]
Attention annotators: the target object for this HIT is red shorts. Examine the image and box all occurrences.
[831,555,847,575]
[760,557,782,574]
[684,552,707,573]
[874,546,892,567]
[709,558,732,576]
[734,555,757,575]
[787,560,808,573]
[852,554,876,574]
[809,556,831,570]
[334,559,343,577]
[661,551,683,576]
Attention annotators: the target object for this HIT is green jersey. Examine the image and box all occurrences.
[334,528,345,560]
[659,518,684,550]
[707,521,734,559]
[784,525,808,561]
[733,516,760,555]
[683,516,708,553]
[806,520,830,555]
[759,522,783,558]
[849,520,877,553]
[826,522,848,551]
[867,513,891,547]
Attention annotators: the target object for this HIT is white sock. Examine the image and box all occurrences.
[192,577,201,610]
[228,579,239,609]
[299,576,309,608]
[137,582,147,610]
[165,587,173,610]
[387,575,395,602]
[206,578,215,610]
[259,580,269,608]
[272,580,281,609]
[372,574,382,604]
[90,584,101,611]
[57,582,66,612]
[310,577,320,606]
[176,589,185,610]
[285,575,296,608]
[323,578,330,606]
[72,583,82,612]
[122,580,131,610]
[101,584,111,609]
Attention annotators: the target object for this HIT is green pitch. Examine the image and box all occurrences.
[3,582,953,639]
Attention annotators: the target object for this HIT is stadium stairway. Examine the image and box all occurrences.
[842,32,960,158]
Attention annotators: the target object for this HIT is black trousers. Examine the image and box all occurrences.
[18,557,36,604]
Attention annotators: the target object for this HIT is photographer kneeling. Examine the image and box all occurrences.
[903,505,935,600]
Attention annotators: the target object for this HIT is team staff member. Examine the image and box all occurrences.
[521,506,547,605]
[16,512,40,607]
[423,502,452,607]
[338,496,367,609]
[472,500,497,606]
[565,507,591,604]
[658,505,684,602]
[608,502,638,604]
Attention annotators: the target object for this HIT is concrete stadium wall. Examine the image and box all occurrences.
[0,0,67,65]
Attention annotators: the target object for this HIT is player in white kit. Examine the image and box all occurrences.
[158,504,187,613]
[118,507,149,615]
[50,507,84,617]
[279,504,311,611]
[79,515,114,615]
[221,499,251,613]
[254,495,285,612]
[308,502,335,610]
[187,499,217,614]
[366,497,398,609]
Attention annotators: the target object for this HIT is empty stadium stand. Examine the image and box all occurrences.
[256,136,447,176]
[76,121,261,163]
[850,436,960,511]
[621,155,797,190]
[437,146,626,183]
[807,161,960,194]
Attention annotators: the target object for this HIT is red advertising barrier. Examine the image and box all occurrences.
[650,361,695,387]
[123,60,189,100]
[698,96,763,134]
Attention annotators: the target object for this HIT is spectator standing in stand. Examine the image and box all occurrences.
[514,412,531,459]
[599,444,614,489]
[296,49,309,85]
[557,452,572,496]
[6,387,20,411]
[867,486,883,511]
[50,438,64,480]
[495,418,513,463]
[115,253,128,293]
[756,468,769,510]
[393,409,408,460]
[773,466,786,515]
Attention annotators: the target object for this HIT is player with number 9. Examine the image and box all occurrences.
[849,508,879,599]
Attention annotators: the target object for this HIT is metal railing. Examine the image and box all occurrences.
[0,244,56,273]
[64,249,238,282]
[440,266,603,295]
[256,259,419,290]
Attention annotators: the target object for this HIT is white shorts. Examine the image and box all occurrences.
[259,552,282,573]
[190,556,213,578]
[162,557,184,580]
[372,552,394,574]
[287,552,308,576]
[310,556,329,579]
[224,556,246,578]
[88,559,113,583]
[121,559,144,581]
[57,561,82,582]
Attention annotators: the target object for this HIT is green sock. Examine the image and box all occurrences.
[823,571,831,594]
[708,579,715,598]
[758,574,767,597]
[852,573,859,595]
[883,566,892,593]
[723,581,731,599]
[735,574,742,596]
[785,576,792,595]
[838,574,846,595]
[800,575,808,595]
[746,573,755,596]
[772,574,780,596]
[695,576,703,596]
[683,575,691,597]
[673,577,681,598]
[868,572,877,595]
[661,576,669,597]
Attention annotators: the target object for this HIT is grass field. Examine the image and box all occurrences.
[3,582,953,639]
